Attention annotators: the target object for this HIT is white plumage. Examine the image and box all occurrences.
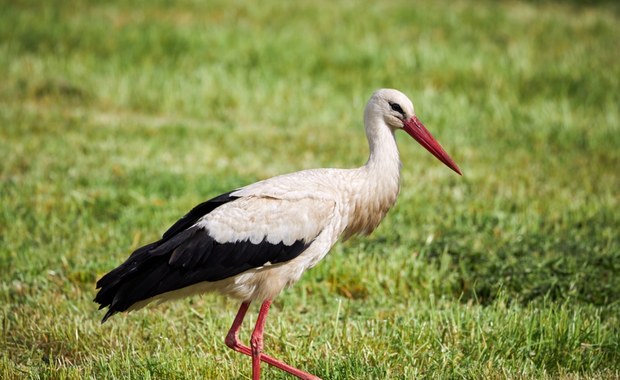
[95,89,461,380]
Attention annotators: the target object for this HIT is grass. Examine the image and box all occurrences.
[1,0,619,378]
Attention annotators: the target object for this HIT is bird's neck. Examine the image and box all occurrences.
[341,118,401,240]
[364,117,401,175]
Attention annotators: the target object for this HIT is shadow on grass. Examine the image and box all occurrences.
[420,209,619,309]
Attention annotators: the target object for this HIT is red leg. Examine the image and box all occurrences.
[225,301,252,355]
[224,300,321,380]
[250,299,271,379]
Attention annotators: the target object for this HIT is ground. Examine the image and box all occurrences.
[1,0,619,378]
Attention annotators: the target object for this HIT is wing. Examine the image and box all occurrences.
[94,191,335,322]
[162,191,236,240]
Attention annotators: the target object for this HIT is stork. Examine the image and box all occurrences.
[94,89,461,380]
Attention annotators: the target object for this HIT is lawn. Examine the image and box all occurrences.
[1,0,619,379]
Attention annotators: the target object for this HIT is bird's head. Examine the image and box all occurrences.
[366,88,462,175]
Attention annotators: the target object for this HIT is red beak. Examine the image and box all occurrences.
[403,116,462,175]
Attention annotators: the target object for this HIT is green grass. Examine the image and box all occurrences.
[1,0,619,378]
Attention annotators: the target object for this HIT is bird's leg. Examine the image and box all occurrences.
[225,301,252,355]
[249,299,271,379]
[224,300,321,380]
[250,299,322,380]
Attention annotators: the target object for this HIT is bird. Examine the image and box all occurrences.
[94,88,462,380]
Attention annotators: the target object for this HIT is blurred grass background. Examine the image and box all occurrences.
[1,0,619,378]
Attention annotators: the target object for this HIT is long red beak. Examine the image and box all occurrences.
[403,116,462,175]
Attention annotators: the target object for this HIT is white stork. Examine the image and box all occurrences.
[95,89,461,380]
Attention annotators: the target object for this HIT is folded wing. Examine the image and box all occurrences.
[94,190,335,322]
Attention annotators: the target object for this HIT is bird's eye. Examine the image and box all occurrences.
[389,102,405,117]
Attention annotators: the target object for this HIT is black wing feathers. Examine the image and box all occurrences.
[94,191,312,323]
[162,191,236,240]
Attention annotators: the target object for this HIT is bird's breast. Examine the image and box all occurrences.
[341,173,400,240]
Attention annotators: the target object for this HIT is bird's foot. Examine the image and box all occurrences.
[226,334,320,379]
[226,300,321,380]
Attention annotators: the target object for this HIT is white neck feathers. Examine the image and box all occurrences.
[341,116,401,239]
